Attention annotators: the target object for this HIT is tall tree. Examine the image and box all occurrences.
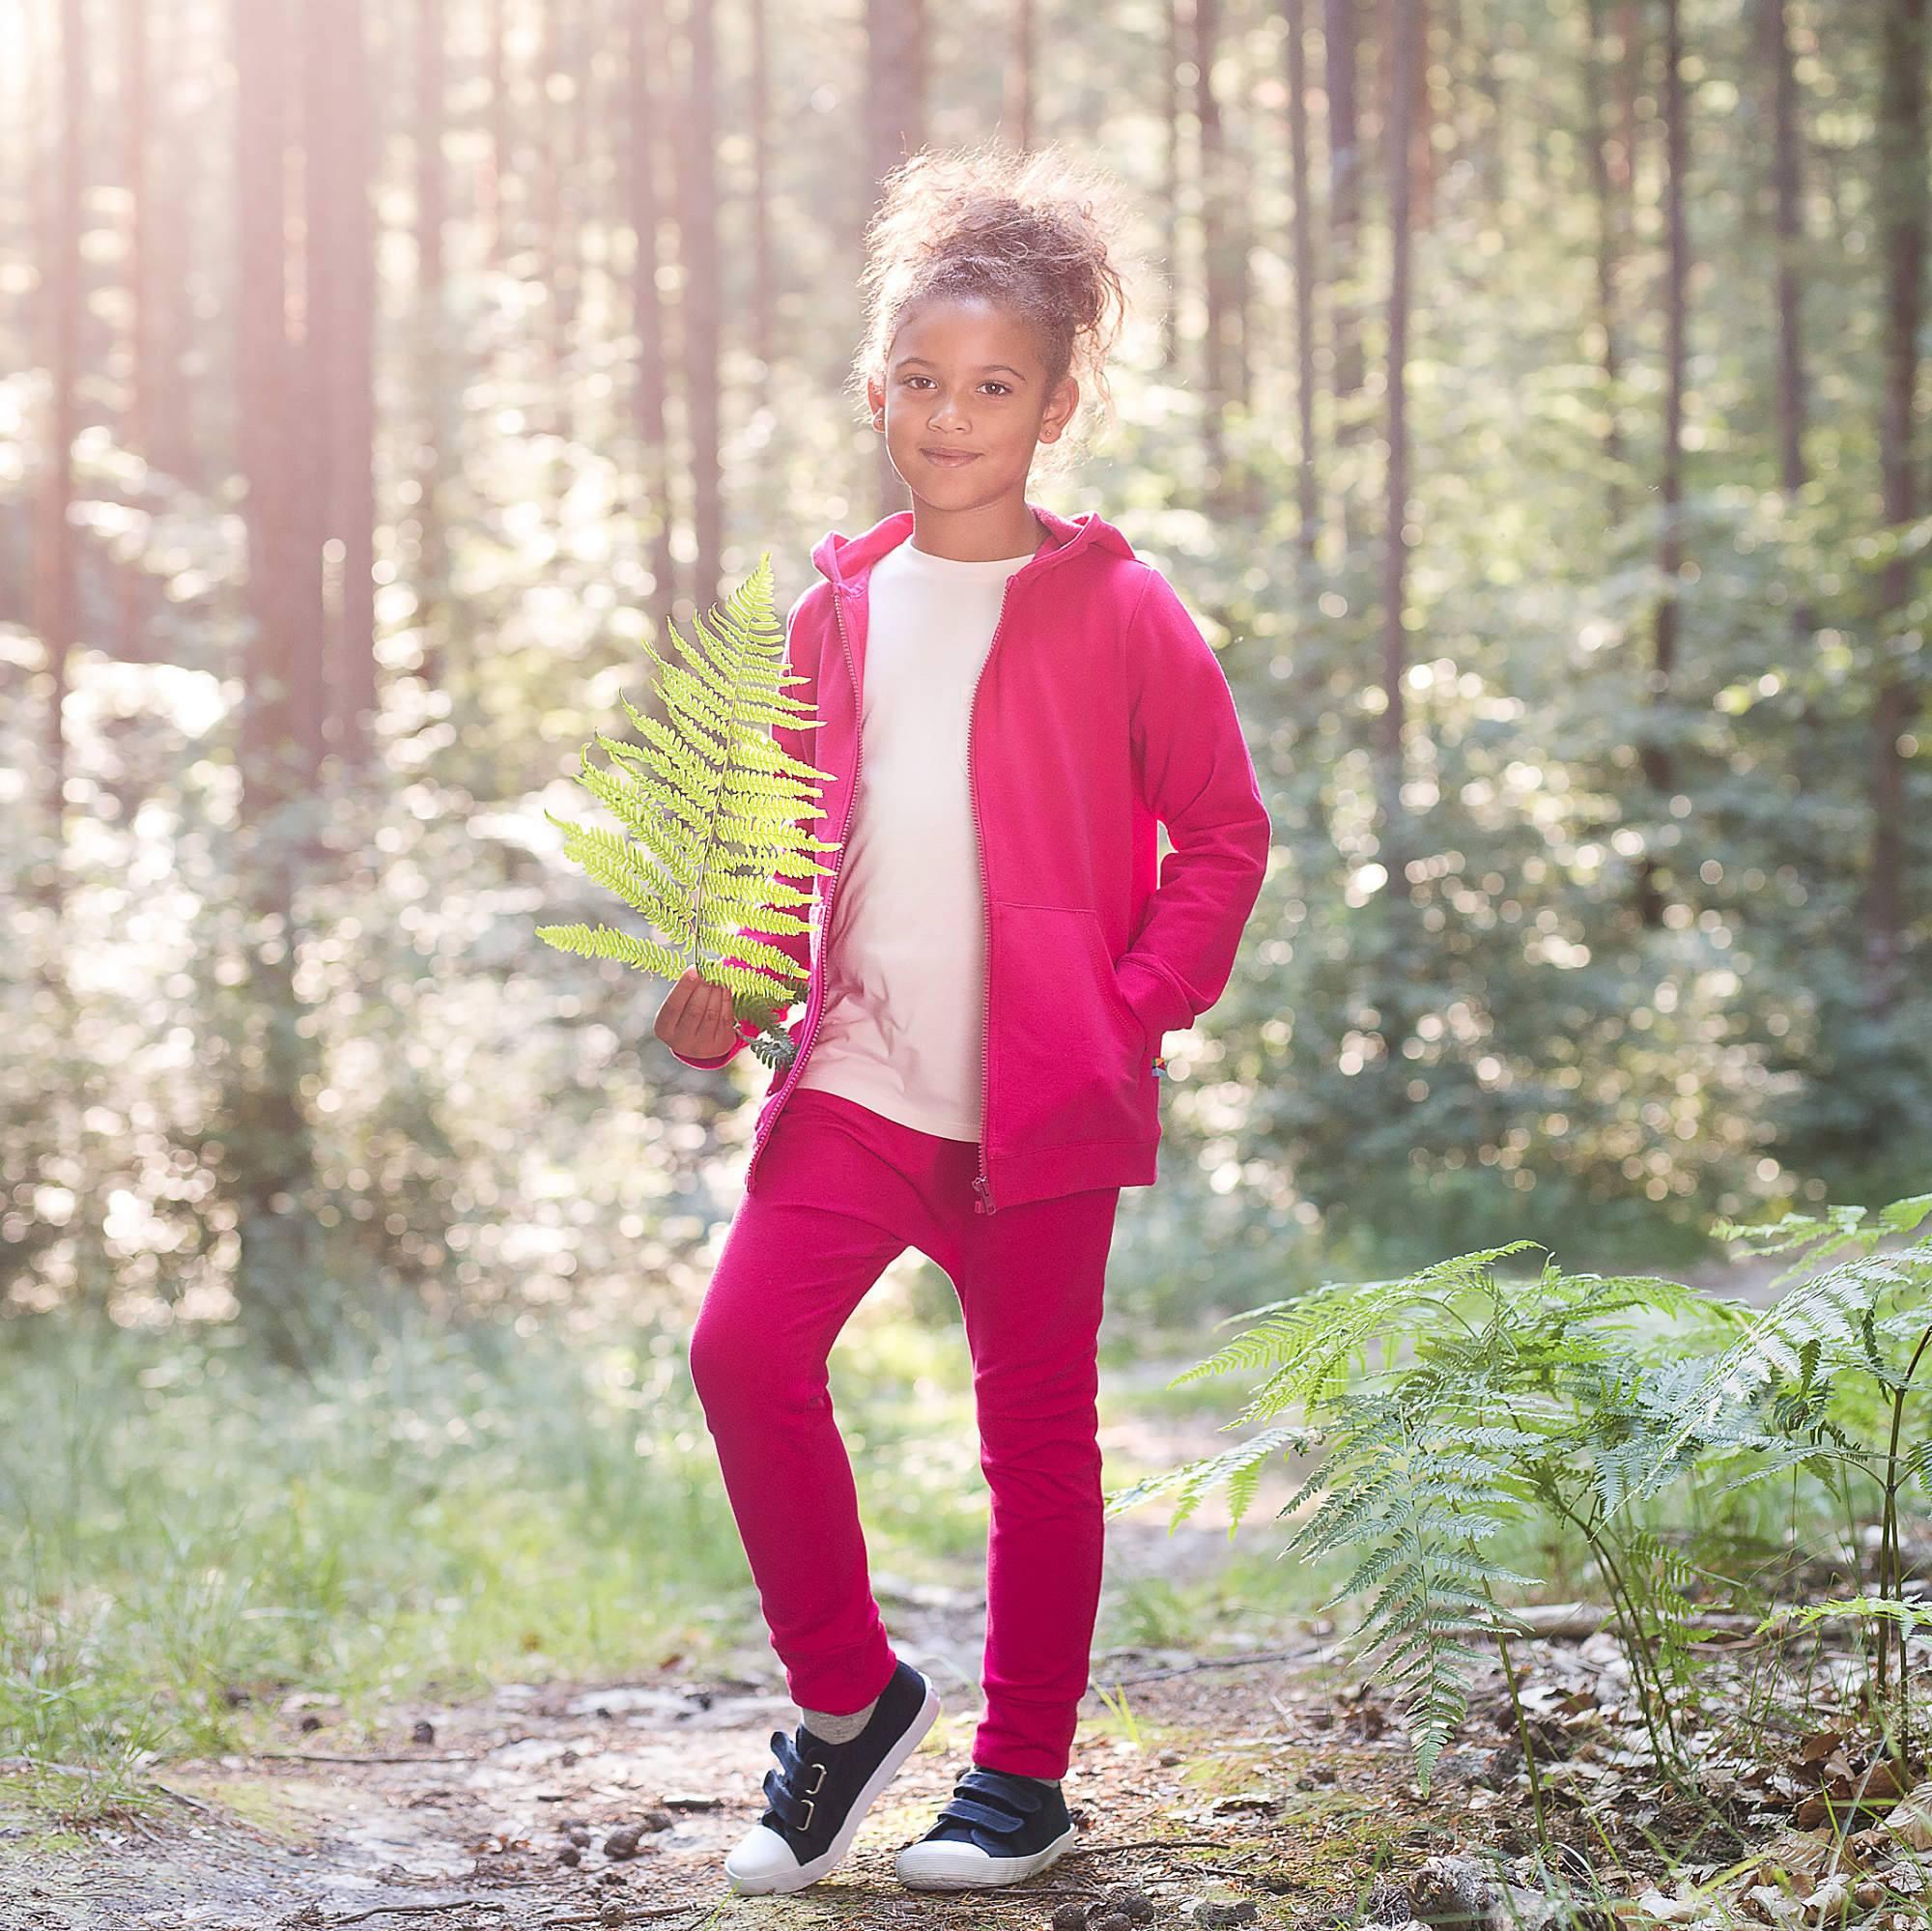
[306,0,378,767]
[1161,0,1183,370]
[1325,0,1364,550]
[1864,0,1928,1012]
[231,0,326,1368]
[1285,0,1319,556]
[629,0,678,618]
[1761,0,1807,499]
[867,0,924,513]
[1006,0,1037,151]
[1194,0,1234,497]
[1583,0,1628,526]
[1379,0,1416,887]
[412,0,454,692]
[36,0,86,898]
[751,0,774,376]
[678,0,724,606]
[1637,0,1690,932]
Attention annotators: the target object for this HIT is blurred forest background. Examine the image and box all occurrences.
[0,0,1929,1786]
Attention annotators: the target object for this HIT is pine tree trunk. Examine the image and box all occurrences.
[1380,0,1416,887]
[1326,0,1363,552]
[1583,0,1626,527]
[630,0,678,618]
[1286,0,1320,558]
[678,0,724,609]
[752,0,774,378]
[867,0,924,514]
[1864,0,1927,1013]
[1637,0,1689,932]
[1195,0,1233,499]
[1007,0,1036,151]
[1162,0,1183,370]
[232,0,327,1371]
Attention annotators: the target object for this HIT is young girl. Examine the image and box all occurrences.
[654,141,1270,1897]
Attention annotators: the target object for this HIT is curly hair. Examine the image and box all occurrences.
[850,139,1139,457]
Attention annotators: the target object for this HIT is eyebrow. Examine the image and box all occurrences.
[894,356,1030,381]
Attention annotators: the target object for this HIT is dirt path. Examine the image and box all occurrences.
[3,1591,1403,1931]
[0,1256,1828,1930]
[2,1388,1351,1931]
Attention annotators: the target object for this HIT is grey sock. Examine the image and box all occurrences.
[974,1757,1062,1788]
[799,1694,877,1744]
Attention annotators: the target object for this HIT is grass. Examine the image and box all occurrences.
[0,1285,1361,1816]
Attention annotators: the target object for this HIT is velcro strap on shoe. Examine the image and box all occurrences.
[959,1767,1043,1811]
[935,1792,1027,1834]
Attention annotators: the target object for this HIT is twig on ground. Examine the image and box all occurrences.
[322,1903,510,1925]
[537,1907,703,1926]
[1096,1647,1324,1687]
[1068,1837,1235,1856]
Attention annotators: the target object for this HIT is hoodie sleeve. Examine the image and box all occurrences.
[668,583,825,1072]
[1110,565,1273,1049]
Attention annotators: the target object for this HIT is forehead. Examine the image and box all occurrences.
[888,293,1046,372]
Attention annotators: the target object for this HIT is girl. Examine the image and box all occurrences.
[654,140,1271,1897]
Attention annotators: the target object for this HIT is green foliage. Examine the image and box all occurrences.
[535,555,839,1068]
[1109,1185,1932,1794]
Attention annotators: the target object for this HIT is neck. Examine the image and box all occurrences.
[906,494,1045,562]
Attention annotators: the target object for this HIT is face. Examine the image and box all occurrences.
[866,294,1080,512]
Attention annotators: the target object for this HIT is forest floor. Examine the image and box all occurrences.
[5,1252,1923,1931]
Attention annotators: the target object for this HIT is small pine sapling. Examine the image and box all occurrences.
[536,555,839,1069]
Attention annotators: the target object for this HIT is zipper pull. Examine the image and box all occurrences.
[972,1174,993,1213]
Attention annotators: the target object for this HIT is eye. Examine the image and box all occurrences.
[900,374,933,389]
[981,382,1011,396]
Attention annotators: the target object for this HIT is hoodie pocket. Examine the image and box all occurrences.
[992,903,1151,1150]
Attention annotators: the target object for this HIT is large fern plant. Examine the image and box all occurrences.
[536,555,838,1070]
[1106,1187,1932,1795]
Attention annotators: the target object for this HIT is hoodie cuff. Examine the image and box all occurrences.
[671,1036,745,1071]
[1114,953,1193,1051]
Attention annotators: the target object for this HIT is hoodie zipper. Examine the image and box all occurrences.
[967,574,1020,1214]
[741,582,865,1200]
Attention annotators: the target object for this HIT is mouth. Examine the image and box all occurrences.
[920,447,981,468]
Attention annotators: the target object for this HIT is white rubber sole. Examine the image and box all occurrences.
[894,1819,1081,1890]
[722,1671,943,1896]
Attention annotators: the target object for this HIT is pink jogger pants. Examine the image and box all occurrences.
[687,1087,1122,1780]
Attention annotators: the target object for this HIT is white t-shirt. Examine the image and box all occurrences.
[792,533,1040,1140]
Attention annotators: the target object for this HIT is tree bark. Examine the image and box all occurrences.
[1195,0,1234,499]
[232,0,327,1370]
[1007,0,1036,151]
[1326,0,1364,552]
[867,0,924,514]
[1583,0,1626,527]
[631,0,678,618]
[1864,0,1927,1013]
[678,0,724,608]
[1637,0,1690,932]
[1286,0,1319,558]
[1380,0,1416,887]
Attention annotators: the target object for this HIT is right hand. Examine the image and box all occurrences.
[655,966,738,1061]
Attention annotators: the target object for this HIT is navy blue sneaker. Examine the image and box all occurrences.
[894,1762,1080,1889]
[722,1658,941,1895]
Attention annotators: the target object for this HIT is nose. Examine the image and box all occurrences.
[926,390,970,431]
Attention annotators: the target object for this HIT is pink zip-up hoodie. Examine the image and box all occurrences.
[670,502,1273,1214]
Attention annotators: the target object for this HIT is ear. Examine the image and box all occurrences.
[1037,373,1079,444]
[865,371,886,426]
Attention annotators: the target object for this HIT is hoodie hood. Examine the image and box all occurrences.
[810,502,1137,588]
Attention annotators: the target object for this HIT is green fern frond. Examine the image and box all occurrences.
[1101,1421,1314,1532]
[1610,1239,1932,1516]
[536,554,840,1048]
